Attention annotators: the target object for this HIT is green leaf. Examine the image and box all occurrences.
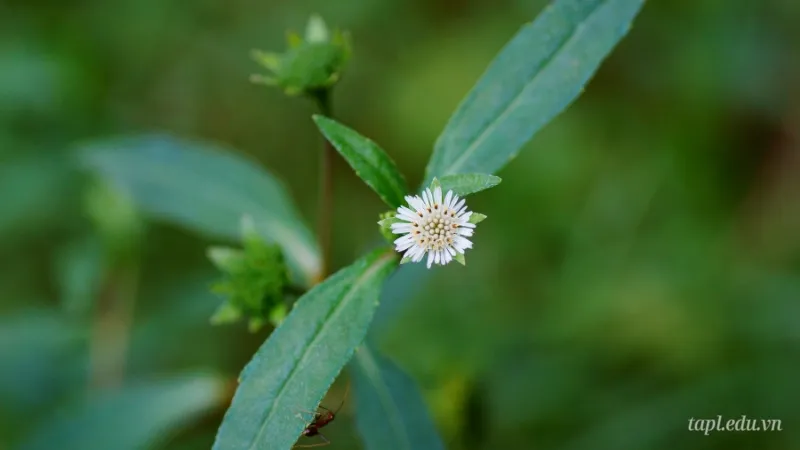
[269,302,288,325]
[377,211,401,244]
[248,317,267,333]
[429,177,442,192]
[468,213,487,224]
[424,0,645,180]
[286,31,303,48]
[454,252,466,265]
[377,216,402,229]
[18,374,227,450]
[350,344,445,450]
[313,115,408,208]
[210,302,242,325]
[438,173,501,196]
[207,247,245,273]
[305,14,330,43]
[250,50,281,72]
[80,134,321,286]
[213,249,398,450]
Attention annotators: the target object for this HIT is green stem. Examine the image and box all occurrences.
[314,89,334,280]
[89,262,139,389]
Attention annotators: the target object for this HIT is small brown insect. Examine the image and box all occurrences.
[293,385,349,448]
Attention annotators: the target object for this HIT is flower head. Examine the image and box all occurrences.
[250,14,351,97]
[390,185,478,268]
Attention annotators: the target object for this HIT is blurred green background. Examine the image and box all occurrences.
[2,0,799,449]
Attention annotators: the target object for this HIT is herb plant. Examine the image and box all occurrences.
[81,1,646,448]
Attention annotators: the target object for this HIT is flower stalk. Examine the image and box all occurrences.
[314,89,335,280]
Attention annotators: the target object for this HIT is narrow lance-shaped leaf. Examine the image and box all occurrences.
[213,249,398,450]
[425,0,646,180]
[313,115,408,208]
[80,135,321,286]
[438,174,501,197]
[350,344,445,450]
[18,374,227,450]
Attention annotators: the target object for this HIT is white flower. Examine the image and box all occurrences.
[390,186,476,268]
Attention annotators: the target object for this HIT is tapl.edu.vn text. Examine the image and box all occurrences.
[688,416,782,435]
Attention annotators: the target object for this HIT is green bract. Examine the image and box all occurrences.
[207,218,290,332]
[377,211,401,244]
[251,15,352,96]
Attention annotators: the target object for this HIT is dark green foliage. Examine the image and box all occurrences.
[6,1,800,450]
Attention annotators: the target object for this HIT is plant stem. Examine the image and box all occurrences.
[314,89,334,280]
[89,262,139,390]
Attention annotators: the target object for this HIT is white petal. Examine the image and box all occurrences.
[458,228,474,237]
[397,213,418,223]
[453,198,466,213]
[448,194,459,209]
[409,196,426,211]
[396,240,415,252]
[455,236,473,249]
[434,186,442,205]
[397,206,417,219]
[391,224,413,233]
[447,246,456,256]
[394,234,413,246]
[444,191,453,209]
[426,251,435,268]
